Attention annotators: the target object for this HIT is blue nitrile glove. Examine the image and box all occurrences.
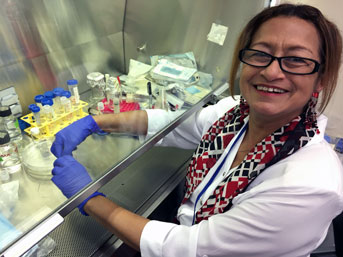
[78,191,106,216]
[52,155,106,216]
[52,155,92,198]
[51,115,101,157]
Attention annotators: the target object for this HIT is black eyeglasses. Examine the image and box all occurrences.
[239,48,321,75]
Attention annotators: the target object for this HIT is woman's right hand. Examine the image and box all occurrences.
[51,115,101,157]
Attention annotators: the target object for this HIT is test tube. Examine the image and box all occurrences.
[60,96,73,123]
[97,102,105,115]
[41,99,54,135]
[110,89,120,114]
[52,88,64,114]
[67,79,80,105]
[113,98,120,114]
[41,98,55,121]
[107,90,114,111]
[155,86,168,111]
[29,104,41,126]
[126,91,134,103]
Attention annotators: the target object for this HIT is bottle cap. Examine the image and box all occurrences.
[44,91,54,100]
[28,104,37,111]
[0,130,11,144]
[53,90,63,97]
[67,79,78,86]
[87,72,104,82]
[41,98,53,106]
[30,127,40,136]
[31,105,40,113]
[61,90,72,98]
[34,94,45,103]
[52,87,64,95]
[0,106,12,117]
[97,102,104,111]
[335,138,343,153]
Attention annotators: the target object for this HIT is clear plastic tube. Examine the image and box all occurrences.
[67,79,80,105]
[60,96,73,123]
[42,105,54,122]
[53,88,64,114]
[29,104,41,126]
[97,102,105,115]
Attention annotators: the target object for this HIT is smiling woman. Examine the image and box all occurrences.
[50,4,343,257]
[237,16,324,137]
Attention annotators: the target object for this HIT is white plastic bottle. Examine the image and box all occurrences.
[0,131,22,174]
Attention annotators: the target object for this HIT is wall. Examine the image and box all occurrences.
[0,0,126,114]
[276,0,343,137]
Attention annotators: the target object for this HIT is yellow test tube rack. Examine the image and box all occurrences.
[20,100,89,139]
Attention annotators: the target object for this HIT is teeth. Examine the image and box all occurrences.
[256,85,286,93]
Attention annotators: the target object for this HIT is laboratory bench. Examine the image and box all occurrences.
[0,84,225,257]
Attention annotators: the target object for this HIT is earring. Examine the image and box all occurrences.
[304,92,319,127]
[239,95,249,117]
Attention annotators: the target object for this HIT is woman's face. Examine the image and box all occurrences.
[239,16,323,122]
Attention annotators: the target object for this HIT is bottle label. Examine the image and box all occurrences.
[73,87,80,104]
[15,119,19,128]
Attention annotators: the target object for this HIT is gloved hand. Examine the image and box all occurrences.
[51,115,101,157]
[52,155,92,198]
[52,155,106,216]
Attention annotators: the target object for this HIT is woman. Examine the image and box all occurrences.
[51,4,343,257]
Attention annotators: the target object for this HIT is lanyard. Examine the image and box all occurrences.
[192,121,248,224]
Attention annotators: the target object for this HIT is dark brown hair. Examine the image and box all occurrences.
[229,4,342,113]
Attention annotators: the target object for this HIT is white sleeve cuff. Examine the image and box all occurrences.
[145,109,185,140]
[140,220,178,257]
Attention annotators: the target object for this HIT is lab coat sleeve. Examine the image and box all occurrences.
[140,186,342,257]
[145,97,239,149]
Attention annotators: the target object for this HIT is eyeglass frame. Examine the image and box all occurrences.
[239,48,321,75]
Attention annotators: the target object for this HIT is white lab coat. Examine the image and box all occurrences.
[141,97,343,257]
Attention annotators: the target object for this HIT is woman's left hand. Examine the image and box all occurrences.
[52,155,92,198]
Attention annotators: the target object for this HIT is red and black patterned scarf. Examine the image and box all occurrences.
[183,97,319,224]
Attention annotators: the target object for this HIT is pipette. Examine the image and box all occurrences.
[147,82,152,108]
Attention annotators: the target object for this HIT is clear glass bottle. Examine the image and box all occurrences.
[0,130,22,174]
[0,106,22,142]
[87,72,105,104]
